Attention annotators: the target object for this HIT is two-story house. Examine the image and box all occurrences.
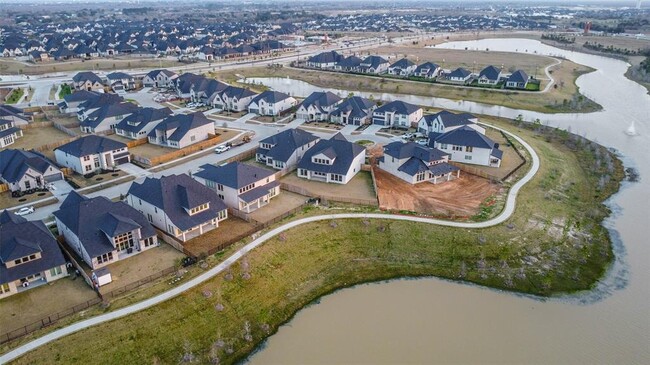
[126,174,228,242]
[296,91,343,121]
[0,210,68,299]
[194,162,280,213]
[54,192,158,271]
[58,90,103,114]
[429,125,503,167]
[330,96,376,125]
[0,105,29,126]
[148,112,214,149]
[0,119,23,147]
[212,86,257,112]
[372,100,423,128]
[105,72,135,93]
[72,71,104,91]
[0,149,64,192]
[256,128,320,171]
[76,94,124,122]
[55,135,130,174]
[296,133,365,184]
[417,110,482,135]
[388,58,417,76]
[248,90,297,116]
[79,102,140,134]
[114,107,173,140]
[142,69,178,88]
[413,62,441,79]
[334,55,363,72]
[358,55,389,74]
[379,141,460,184]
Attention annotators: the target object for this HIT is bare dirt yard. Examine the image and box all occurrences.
[281,171,377,204]
[467,127,526,180]
[374,167,501,217]
[0,58,184,76]
[8,126,74,152]
[0,190,53,210]
[248,191,307,224]
[182,217,258,258]
[0,276,96,333]
[97,242,185,294]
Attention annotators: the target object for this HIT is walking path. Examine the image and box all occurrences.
[0,123,538,363]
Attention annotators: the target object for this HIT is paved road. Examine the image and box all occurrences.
[0,123,538,364]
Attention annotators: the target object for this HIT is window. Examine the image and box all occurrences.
[190,135,196,142]
[96,252,114,264]
[143,236,155,247]
[85,165,92,172]
[83,156,91,161]
[50,266,63,276]
[464,155,472,161]
[218,194,225,200]
[217,183,224,191]
[298,169,308,177]
[466,146,473,152]
[218,209,227,220]
[114,231,135,252]
[139,199,142,205]
[14,254,38,265]
[147,213,153,223]
[331,174,342,182]
[452,145,463,151]
[189,203,209,215]
[416,171,426,182]
[24,180,31,189]
[0,283,10,294]
[440,144,447,149]
[238,183,255,194]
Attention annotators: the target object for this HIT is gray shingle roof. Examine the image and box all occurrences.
[72,71,102,84]
[257,128,319,162]
[479,65,501,80]
[297,133,365,175]
[448,67,472,79]
[430,125,499,149]
[0,210,66,285]
[80,102,139,129]
[420,110,477,128]
[149,112,213,142]
[114,107,173,133]
[195,162,275,189]
[331,96,375,119]
[0,149,55,184]
[299,91,342,112]
[384,141,449,161]
[250,90,292,104]
[374,100,421,115]
[507,70,528,83]
[56,135,126,157]
[54,191,156,258]
[127,174,227,231]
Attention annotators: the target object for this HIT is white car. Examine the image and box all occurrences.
[415,139,428,146]
[214,144,231,154]
[15,206,35,216]
[46,183,56,190]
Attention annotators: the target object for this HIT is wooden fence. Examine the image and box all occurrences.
[52,121,80,137]
[125,137,148,148]
[280,182,378,207]
[133,134,222,167]
[33,136,79,153]
[18,121,53,129]
[499,130,528,182]
[0,183,8,193]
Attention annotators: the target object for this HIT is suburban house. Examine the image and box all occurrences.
[79,102,139,134]
[72,71,104,91]
[142,69,178,88]
[429,125,503,167]
[388,58,417,76]
[256,128,320,170]
[296,91,342,121]
[306,50,343,68]
[0,149,64,192]
[58,90,103,114]
[248,90,297,116]
[477,65,502,86]
[76,93,124,121]
[417,110,482,135]
[359,55,389,74]
[372,100,423,128]
[330,96,376,125]
[334,55,363,72]
[114,107,173,140]
[148,112,214,149]
[446,67,473,83]
[0,210,68,299]
[0,119,23,147]
[212,86,257,112]
[413,62,441,78]
[126,174,228,242]
[54,192,158,271]
[0,105,29,125]
[174,73,207,99]
[105,72,135,93]
[194,162,280,213]
[55,135,129,174]
[296,133,365,184]
[506,70,530,89]
[190,78,228,105]
[379,141,460,184]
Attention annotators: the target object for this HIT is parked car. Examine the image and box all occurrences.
[214,144,231,154]
[46,183,56,190]
[402,133,414,139]
[415,139,428,146]
[15,206,35,216]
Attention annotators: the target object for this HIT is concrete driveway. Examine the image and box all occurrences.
[49,179,74,202]
[118,162,150,178]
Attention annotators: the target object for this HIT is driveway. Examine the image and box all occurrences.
[362,124,384,135]
[125,88,164,109]
[118,163,150,178]
[49,179,74,202]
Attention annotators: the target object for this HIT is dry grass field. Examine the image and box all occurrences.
[0,58,184,76]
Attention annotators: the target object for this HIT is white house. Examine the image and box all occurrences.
[306,51,343,68]
[72,71,104,91]
[429,125,503,167]
[212,86,257,112]
[0,211,68,299]
[330,96,376,125]
[358,56,389,74]
[0,119,23,147]
[248,90,297,116]
[446,67,473,83]
[55,135,130,174]
[194,162,280,213]
[0,149,64,193]
[148,112,214,149]
[372,100,423,128]
[105,72,135,93]
[79,102,139,134]
[114,107,173,140]
[296,133,365,184]
[142,69,178,88]
[54,192,159,271]
[413,62,441,79]
[126,174,229,242]
[506,70,530,89]
[388,58,417,76]
[417,110,482,135]
[256,128,320,171]
[296,91,342,121]
[477,65,502,86]
[379,141,460,185]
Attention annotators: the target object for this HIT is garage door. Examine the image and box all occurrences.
[115,156,130,165]
[44,173,63,182]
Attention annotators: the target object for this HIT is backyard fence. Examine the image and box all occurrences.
[499,130,528,182]
[280,182,378,207]
[132,134,223,167]
[18,121,53,129]
[52,121,80,137]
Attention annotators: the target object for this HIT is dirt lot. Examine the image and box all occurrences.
[469,128,526,180]
[0,275,96,333]
[0,190,53,210]
[281,171,376,203]
[374,167,501,217]
[97,242,185,294]
[0,58,184,76]
[8,126,74,152]
[248,191,307,224]
[182,217,258,258]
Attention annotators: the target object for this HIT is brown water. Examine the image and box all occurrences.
[246,39,650,364]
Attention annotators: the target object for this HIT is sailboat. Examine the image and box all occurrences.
[625,121,638,136]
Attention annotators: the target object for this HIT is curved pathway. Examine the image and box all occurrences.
[0,124,539,363]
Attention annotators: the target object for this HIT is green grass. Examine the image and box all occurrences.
[354,139,375,146]
[58,84,72,99]
[7,117,623,365]
[5,88,24,104]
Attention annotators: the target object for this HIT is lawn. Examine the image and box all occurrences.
[5,116,624,365]
[281,171,377,204]
[58,84,72,99]
[5,88,24,104]
[7,126,73,152]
